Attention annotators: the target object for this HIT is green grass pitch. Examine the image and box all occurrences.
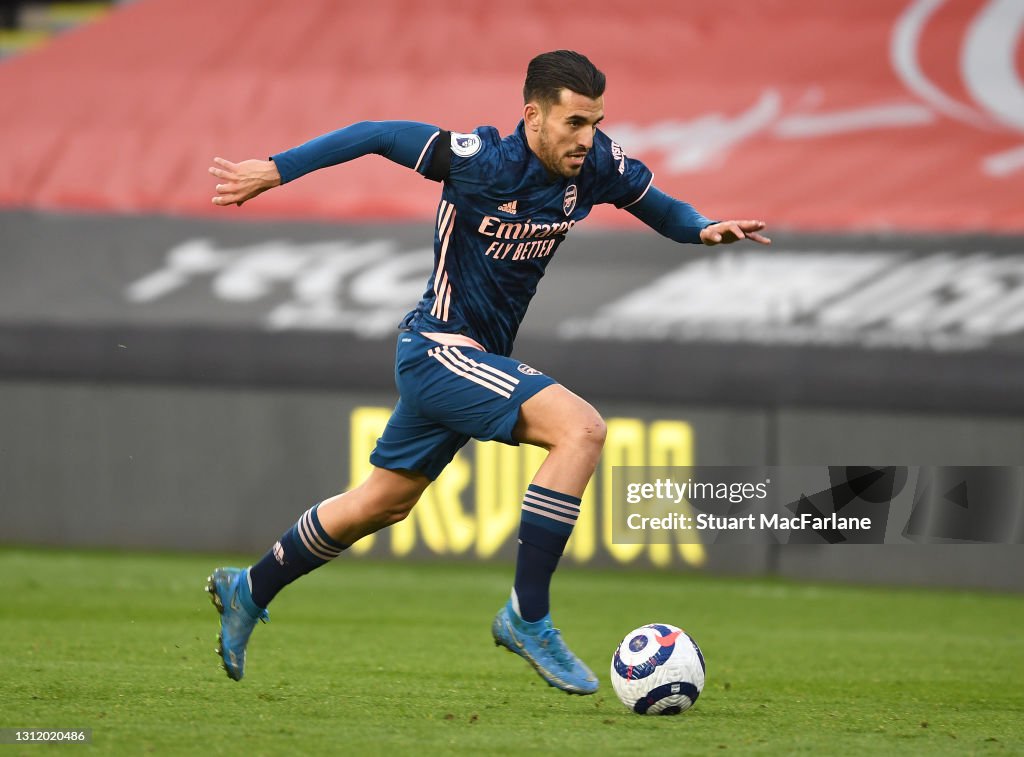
[2,548,1022,755]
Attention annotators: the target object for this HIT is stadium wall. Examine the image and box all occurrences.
[3,212,1023,591]
[1,378,1021,592]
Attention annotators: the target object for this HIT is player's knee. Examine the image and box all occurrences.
[562,406,607,453]
[587,412,608,448]
[591,417,608,454]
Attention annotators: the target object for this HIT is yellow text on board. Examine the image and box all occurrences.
[346,407,705,568]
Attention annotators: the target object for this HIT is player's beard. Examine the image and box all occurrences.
[537,126,584,179]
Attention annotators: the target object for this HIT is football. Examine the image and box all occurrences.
[610,623,706,715]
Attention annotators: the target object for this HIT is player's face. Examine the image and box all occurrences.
[528,89,605,178]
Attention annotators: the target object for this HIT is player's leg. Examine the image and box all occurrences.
[508,383,605,619]
[206,467,430,681]
[208,391,465,681]
[404,339,604,694]
[489,383,604,694]
[246,466,432,609]
[315,467,430,544]
[513,382,606,493]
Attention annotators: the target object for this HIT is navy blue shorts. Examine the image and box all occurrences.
[369,332,557,480]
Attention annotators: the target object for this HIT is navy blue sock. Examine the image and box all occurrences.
[248,503,348,608]
[513,484,581,622]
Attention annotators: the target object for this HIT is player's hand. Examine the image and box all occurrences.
[700,220,771,246]
[209,157,282,207]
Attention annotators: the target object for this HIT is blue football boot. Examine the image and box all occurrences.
[205,567,269,681]
[492,600,599,695]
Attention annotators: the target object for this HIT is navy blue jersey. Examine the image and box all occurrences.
[272,119,710,356]
[401,121,653,356]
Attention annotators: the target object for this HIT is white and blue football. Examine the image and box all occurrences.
[610,623,706,715]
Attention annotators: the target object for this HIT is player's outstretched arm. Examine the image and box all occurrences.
[210,121,442,208]
[699,220,771,246]
[209,157,281,207]
[626,186,771,247]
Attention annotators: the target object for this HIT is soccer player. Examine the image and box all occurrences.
[206,50,769,694]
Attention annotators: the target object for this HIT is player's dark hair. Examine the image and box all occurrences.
[523,50,605,107]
